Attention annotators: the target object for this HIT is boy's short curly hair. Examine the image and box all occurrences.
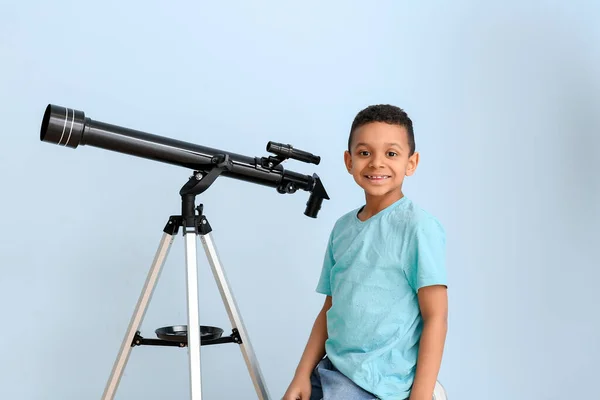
[348,104,415,156]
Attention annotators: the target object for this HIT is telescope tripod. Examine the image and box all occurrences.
[102,155,270,399]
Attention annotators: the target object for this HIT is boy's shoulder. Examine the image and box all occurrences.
[395,198,445,232]
[393,199,446,246]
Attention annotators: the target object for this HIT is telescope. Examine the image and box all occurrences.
[40,104,329,217]
[39,104,331,400]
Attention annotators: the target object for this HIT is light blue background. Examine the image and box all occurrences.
[1,1,599,399]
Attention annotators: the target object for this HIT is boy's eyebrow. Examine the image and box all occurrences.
[355,142,404,149]
[386,142,404,149]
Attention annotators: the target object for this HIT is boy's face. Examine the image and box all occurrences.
[344,122,419,199]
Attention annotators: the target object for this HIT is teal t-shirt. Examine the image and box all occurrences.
[316,196,447,399]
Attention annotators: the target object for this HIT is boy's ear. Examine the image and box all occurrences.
[344,150,352,173]
[406,152,420,176]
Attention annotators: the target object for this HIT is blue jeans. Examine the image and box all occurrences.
[309,357,381,400]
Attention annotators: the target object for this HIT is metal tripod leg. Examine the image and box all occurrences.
[102,232,175,400]
[199,228,271,400]
[184,226,203,399]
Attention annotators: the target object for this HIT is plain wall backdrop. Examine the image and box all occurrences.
[1,1,599,399]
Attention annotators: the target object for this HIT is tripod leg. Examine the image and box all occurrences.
[200,231,271,400]
[102,232,175,400]
[184,226,203,399]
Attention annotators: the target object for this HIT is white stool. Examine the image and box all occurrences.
[433,380,448,400]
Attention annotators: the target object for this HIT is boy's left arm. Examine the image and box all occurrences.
[409,284,448,400]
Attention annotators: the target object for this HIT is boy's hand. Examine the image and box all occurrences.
[282,376,311,400]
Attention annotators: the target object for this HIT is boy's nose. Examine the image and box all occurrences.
[369,156,385,168]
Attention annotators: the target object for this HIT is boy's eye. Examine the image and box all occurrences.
[359,151,370,156]
[388,151,398,157]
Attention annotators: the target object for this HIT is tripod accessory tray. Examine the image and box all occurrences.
[130,325,240,348]
[156,325,223,343]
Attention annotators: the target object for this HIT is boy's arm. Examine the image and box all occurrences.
[409,285,448,400]
[292,295,332,380]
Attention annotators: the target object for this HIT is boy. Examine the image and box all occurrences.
[282,105,448,400]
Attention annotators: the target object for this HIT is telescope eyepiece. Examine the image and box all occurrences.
[304,174,330,218]
[41,104,86,148]
[305,193,324,218]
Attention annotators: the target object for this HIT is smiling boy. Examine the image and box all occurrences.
[283,104,448,400]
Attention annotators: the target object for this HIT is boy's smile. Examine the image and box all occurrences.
[365,175,391,181]
[344,121,419,214]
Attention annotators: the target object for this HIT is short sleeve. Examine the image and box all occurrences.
[315,231,335,296]
[405,216,447,292]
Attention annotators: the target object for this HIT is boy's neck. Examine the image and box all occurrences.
[358,189,405,221]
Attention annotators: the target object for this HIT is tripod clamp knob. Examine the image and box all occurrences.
[195,205,212,235]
